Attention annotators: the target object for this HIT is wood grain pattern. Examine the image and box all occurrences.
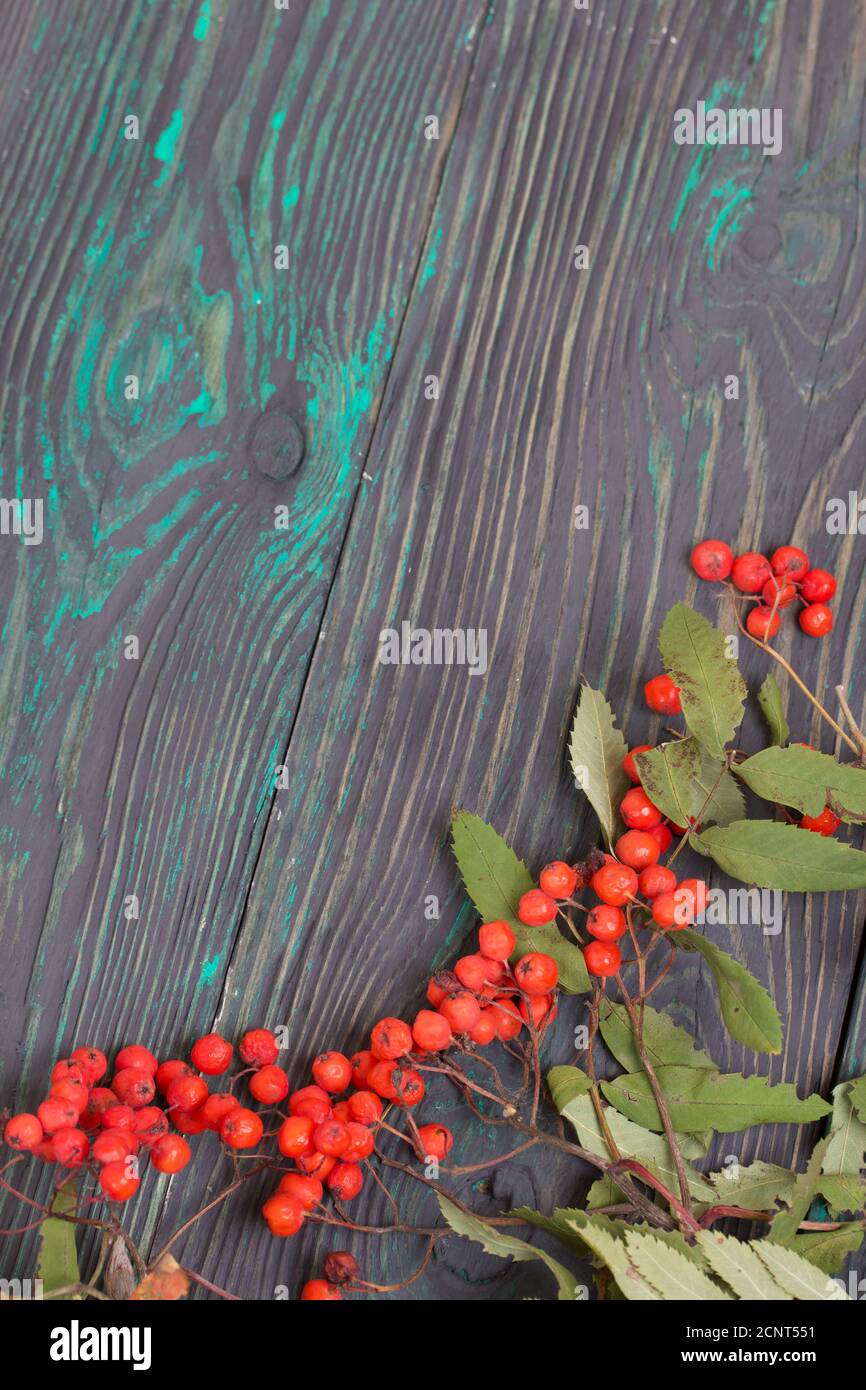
[1,0,865,1299]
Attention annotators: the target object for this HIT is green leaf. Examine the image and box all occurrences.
[436,1195,579,1300]
[38,1181,81,1295]
[550,1084,715,1202]
[847,1074,866,1123]
[707,1160,796,1212]
[562,1212,663,1301]
[635,738,744,830]
[623,1229,732,1300]
[692,819,866,890]
[696,1231,788,1300]
[816,1174,866,1218]
[598,1000,716,1073]
[568,683,631,847]
[752,1241,850,1299]
[736,745,866,820]
[602,1066,832,1135]
[510,1206,591,1258]
[547,1064,593,1111]
[451,810,590,993]
[658,602,746,757]
[821,1081,866,1175]
[769,1138,830,1245]
[792,1223,866,1275]
[676,930,782,1054]
[757,674,789,747]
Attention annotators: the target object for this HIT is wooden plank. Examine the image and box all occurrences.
[150,0,866,1298]
[0,0,486,1269]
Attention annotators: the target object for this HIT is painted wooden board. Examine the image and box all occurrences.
[1,0,865,1300]
[0,0,488,1272]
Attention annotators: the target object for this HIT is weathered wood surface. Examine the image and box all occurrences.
[1,0,865,1299]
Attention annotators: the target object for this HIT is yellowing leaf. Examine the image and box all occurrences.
[658,603,746,757]
[568,684,630,846]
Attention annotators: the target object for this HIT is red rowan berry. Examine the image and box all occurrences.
[800,568,836,603]
[115,1045,158,1076]
[99,1160,139,1202]
[517,889,558,925]
[220,1107,263,1149]
[200,1092,239,1130]
[426,976,449,1007]
[514,952,558,996]
[37,1098,79,1134]
[350,1051,374,1088]
[263,1192,304,1237]
[133,1107,169,1145]
[539,861,578,899]
[171,1107,209,1135]
[800,807,841,835]
[92,1128,137,1165]
[478,956,506,989]
[614,829,660,870]
[413,1125,453,1169]
[112,1068,156,1109]
[392,1067,425,1107]
[165,1074,208,1112]
[644,674,682,714]
[249,1064,289,1105]
[519,993,557,1030]
[33,1140,57,1162]
[51,1059,88,1086]
[584,941,621,977]
[761,576,797,609]
[438,991,481,1034]
[70,1046,108,1084]
[101,1104,136,1131]
[332,1100,351,1123]
[327,1161,364,1200]
[278,1115,315,1159]
[365,1061,399,1100]
[290,1084,330,1114]
[651,892,684,930]
[343,1122,375,1161]
[49,1077,89,1114]
[454,954,489,991]
[770,545,809,580]
[468,1009,497,1046]
[638,863,677,899]
[746,606,780,640]
[312,1052,352,1093]
[370,1018,413,1061]
[620,787,663,830]
[79,1087,116,1131]
[190,1033,233,1076]
[324,1251,359,1285]
[691,539,733,581]
[347,1090,383,1126]
[647,822,674,856]
[297,1151,336,1179]
[4,1113,43,1150]
[412,1010,452,1052]
[731,552,772,593]
[799,603,833,637]
[312,1120,350,1157]
[489,997,523,1041]
[586,904,626,941]
[155,1059,193,1095]
[239,1028,279,1069]
[301,1279,341,1300]
[278,1172,322,1208]
[676,878,708,922]
[591,862,638,906]
[623,745,653,783]
[478,921,516,961]
[151,1134,192,1175]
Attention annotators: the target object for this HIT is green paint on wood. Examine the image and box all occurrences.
[193,1,210,41]
[153,108,184,187]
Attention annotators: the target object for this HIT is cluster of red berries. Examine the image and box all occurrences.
[691,539,836,641]
[261,923,561,1241]
[2,1029,300,1201]
[517,839,708,978]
